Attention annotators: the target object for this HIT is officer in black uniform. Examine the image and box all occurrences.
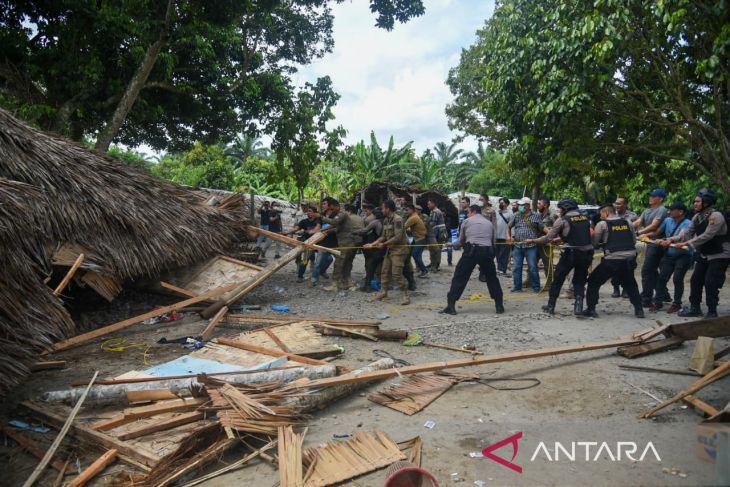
[664,188,730,318]
[439,205,504,315]
[583,204,644,318]
[524,198,593,315]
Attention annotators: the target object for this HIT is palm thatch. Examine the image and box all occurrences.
[353,181,459,224]
[0,108,249,395]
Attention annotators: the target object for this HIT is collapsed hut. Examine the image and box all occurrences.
[0,108,249,394]
[352,181,459,224]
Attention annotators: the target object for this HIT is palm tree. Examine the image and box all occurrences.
[348,132,414,189]
[404,151,449,190]
[225,134,272,168]
[433,141,463,166]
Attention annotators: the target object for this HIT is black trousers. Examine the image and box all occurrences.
[549,248,593,300]
[586,258,641,309]
[654,253,692,306]
[447,245,503,305]
[364,248,385,283]
[641,244,666,304]
[689,256,730,311]
[495,239,510,273]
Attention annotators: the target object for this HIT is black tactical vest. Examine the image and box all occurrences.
[605,218,634,252]
[695,211,729,255]
[565,214,592,247]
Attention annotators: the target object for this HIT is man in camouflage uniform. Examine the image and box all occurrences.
[427,199,446,272]
[365,199,410,305]
[321,199,361,292]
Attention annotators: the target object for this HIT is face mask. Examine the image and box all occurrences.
[518,205,526,213]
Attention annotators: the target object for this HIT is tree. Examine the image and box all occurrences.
[346,132,414,189]
[152,142,235,190]
[225,135,272,168]
[447,0,730,194]
[270,77,345,202]
[0,0,425,151]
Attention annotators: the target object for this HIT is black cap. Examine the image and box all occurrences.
[362,202,374,209]
[669,201,687,212]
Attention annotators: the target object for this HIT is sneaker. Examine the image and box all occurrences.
[322,285,335,292]
[678,306,702,317]
[418,271,429,279]
[438,306,457,315]
[705,310,719,319]
[666,303,681,314]
[611,288,621,298]
[582,308,598,318]
[510,288,522,293]
[532,288,541,294]
[308,281,317,288]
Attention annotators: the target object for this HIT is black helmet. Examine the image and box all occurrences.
[557,198,578,211]
[697,188,717,206]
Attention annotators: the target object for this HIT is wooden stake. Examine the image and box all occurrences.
[201,306,228,340]
[160,281,202,299]
[44,283,239,354]
[254,227,341,256]
[316,324,378,341]
[22,371,98,487]
[66,449,118,487]
[53,253,85,297]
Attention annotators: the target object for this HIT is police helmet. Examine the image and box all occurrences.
[557,198,578,211]
[697,188,717,206]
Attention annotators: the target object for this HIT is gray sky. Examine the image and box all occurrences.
[295,0,495,154]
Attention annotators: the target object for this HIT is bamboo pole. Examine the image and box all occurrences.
[53,253,85,297]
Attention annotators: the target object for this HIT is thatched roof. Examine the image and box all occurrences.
[0,108,249,395]
[353,181,459,224]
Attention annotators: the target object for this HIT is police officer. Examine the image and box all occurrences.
[524,198,593,315]
[583,204,644,318]
[664,189,730,318]
[439,204,504,315]
[364,199,410,305]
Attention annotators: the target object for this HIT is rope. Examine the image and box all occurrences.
[101,338,152,365]
[373,349,412,366]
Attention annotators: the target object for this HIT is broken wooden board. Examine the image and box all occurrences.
[617,336,685,359]
[667,315,730,340]
[303,431,405,487]
[182,256,260,302]
[368,374,461,415]
[278,426,305,487]
[66,449,117,487]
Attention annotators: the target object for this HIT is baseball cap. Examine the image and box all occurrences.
[519,197,531,205]
[669,201,687,212]
[649,188,667,198]
[415,204,423,211]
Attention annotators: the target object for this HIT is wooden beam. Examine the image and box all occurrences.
[44,283,239,354]
[53,253,85,297]
[22,371,98,487]
[91,397,207,431]
[215,338,329,366]
[227,314,381,327]
[617,336,685,359]
[295,334,646,389]
[66,449,117,487]
[201,232,327,318]
[642,360,730,418]
[668,315,730,340]
[218,255,264,271]
[160,281,202,299]
[21,402,159,469]
[117,412,204,441]
[200,306,228,340]
[127,389,178,404]
[618,364,701,377]
[424,342,483,355]
[30,361,66,372]
[316,323,378,341]
[264,328,291,352]
[0,425,76,474]
[683,395,720,417]
[253,227,341,256]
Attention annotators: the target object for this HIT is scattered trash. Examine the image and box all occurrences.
[333,433,351,439]
[377,313,390,320]
[370,279,381,291]
[403,333,424,347]
[142,310,183,325]
[7,420,50,433]
[469,452,484,458]
[474,481,486,487]
[271,305,289,312]
[424,420,436,429]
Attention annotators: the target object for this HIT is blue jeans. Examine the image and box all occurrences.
[255,224,269,247]
[411,238,428,273]
[513,245,540,291]
[311,252,333,283]
[297,251,316,278]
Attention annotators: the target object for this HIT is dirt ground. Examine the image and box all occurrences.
[3,249,729,487]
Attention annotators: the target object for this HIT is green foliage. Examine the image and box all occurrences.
[152,142,234,189]
[466,145,525,198]
[106,147,153,172]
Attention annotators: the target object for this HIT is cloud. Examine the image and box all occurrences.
[295,0,494,154]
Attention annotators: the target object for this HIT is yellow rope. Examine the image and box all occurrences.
[101,338,152,365]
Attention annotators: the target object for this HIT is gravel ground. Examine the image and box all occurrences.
[3,249,729,487]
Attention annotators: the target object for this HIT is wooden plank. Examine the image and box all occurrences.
[22,371,98,487]
[66,449,117,487]
[21,402,159,469]
[215,338,329,366]
[617,336,685,359]
[618,364,701,377]
[53,253,85,297]
[160,281,201,299]
[91,397,207,431]
[201,232,327,318]
[200,306,228,340]
[30,361,67,372]
[264,328,291,352]
[254,227,341,256]
[0,425,76,474]
[227,314,381,327]
[44,283,239,354]
[218,255,264,271]
[116,412,205,441]
[683,395,720,417]
[296,335,646,389]
[316,323,378,341]
[127,389,178,404]
[668,316,730,340]
[642,360,730,418]
[424,342,482,355]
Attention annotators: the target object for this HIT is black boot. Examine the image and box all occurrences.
[495,300,505,314]
[406,275,416,291]
[574,295,584,315]
[479,271,487,283]
[705,308,718,319]
[634,305,645,318]
[611,286,621,298]
[582,307,598,318]
[439,301,457,315]
[541,297,556,315]
[678,305,703,317]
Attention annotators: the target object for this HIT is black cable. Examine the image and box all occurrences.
[373,349,412,366]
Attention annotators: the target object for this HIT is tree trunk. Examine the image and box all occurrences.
[94,0,175,152]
